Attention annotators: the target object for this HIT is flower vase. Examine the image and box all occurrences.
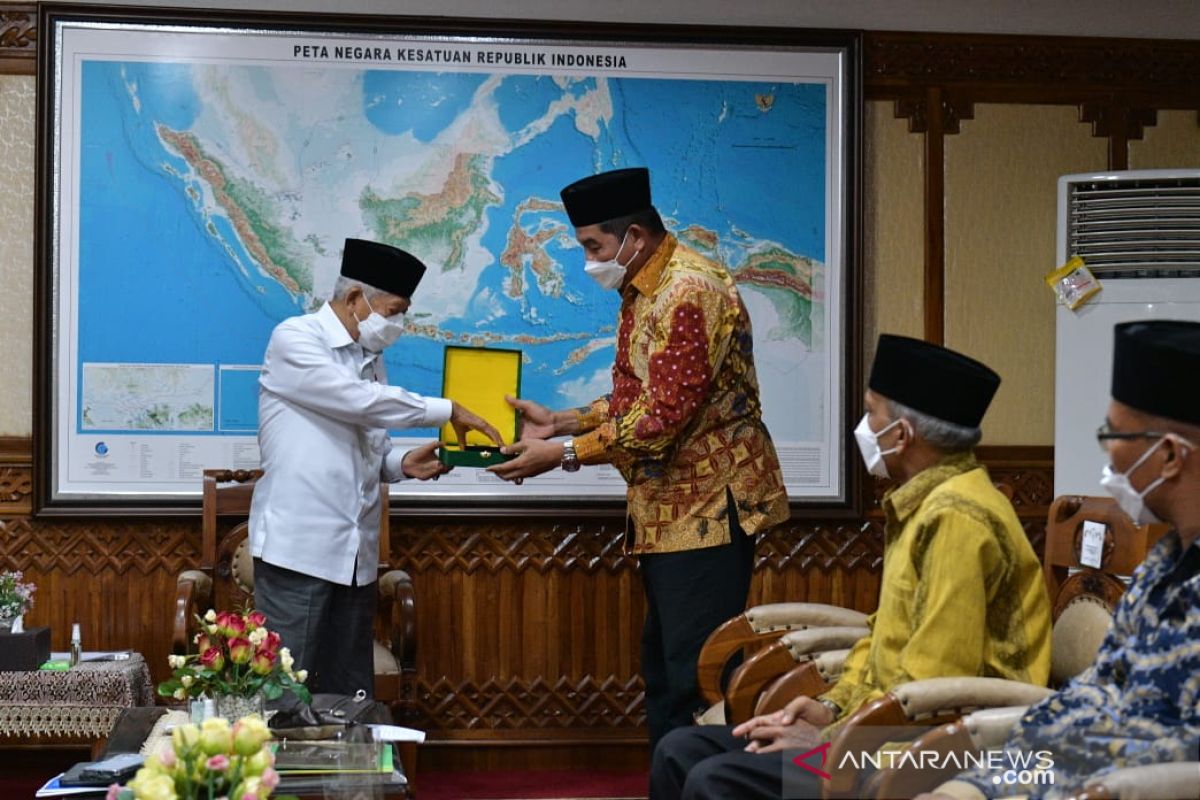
[0,616,12,634]
[213,692,265,721]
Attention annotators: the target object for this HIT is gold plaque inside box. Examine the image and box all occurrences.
[438,346,522,467]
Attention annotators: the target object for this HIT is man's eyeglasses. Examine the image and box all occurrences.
[1095,421,1168,451]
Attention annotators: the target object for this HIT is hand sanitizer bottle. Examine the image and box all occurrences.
[69,623,82,667]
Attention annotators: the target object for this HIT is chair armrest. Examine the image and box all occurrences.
[824,680,1051,799]
[961,705,1028,751]
[888,677,1052,722]
[725,628,864,724]
[779,627,867,661]
[865,706,1030,800]
[696,604,868,705]
[1068,762,1200,800]
[753,649,850,717]
[745,603,869,634]
[377,569,416,673]
[173,570,213,655]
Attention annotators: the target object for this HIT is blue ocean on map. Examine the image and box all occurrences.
[76,59,827,442]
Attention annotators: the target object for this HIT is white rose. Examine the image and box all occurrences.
[294,669,308,683]
[248,627,267,646]
[180,675,193,688]
[167,655,186,669]
[204,609,217,622]
[173,688,186,700]
[279,648,294,671]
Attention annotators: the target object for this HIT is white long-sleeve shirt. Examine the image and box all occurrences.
[248,302,452,586]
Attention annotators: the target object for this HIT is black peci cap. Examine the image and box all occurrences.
[559,167,653,227]
[1111,320,1200,425]
[340,238,426,298]
[868,334,1001,428]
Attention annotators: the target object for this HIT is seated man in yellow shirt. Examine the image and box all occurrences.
[649,334,1053,800]
[920,320,1200,800]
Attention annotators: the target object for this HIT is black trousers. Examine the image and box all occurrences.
[650,723,823,800]
[639,509,755,751]
[253,557,377,697]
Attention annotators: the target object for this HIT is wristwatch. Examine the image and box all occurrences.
[560,438,581,472]
[818,698,841,719]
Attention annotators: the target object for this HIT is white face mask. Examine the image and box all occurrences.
[356,295,406,353]
[1099,437,1169,525]
[584,231,638,290]
[854,413,902,478]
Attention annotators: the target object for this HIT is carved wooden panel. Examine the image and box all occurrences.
[412,675,645,733]
[0,436,32,514]
[0,5,34,75]
[0,438,1056,743]
[865,33,1200,97]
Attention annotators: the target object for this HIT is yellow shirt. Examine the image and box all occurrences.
[821,452,1052,730]
[572,234,789,553]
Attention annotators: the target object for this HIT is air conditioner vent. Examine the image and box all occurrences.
[1066,175,1200,278]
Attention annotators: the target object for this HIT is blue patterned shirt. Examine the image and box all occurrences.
[954,532,1200,799]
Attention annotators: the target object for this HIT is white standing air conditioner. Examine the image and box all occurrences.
[1054,169,1200,497]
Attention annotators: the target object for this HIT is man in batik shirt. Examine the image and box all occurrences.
[489,167,789,748]
[925,320,1200,800]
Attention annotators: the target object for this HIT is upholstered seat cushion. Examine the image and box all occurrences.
[229,538,402,678]
[1051,595,1112,686]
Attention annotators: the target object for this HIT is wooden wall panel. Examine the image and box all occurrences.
[863,100,925,372]
[0,437,1052,759]
[1127,109,1200,170]
[943,104,1107,446]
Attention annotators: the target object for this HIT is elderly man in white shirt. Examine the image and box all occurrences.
[249,238,500,696]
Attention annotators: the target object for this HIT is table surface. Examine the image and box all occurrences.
[101,705,412,799]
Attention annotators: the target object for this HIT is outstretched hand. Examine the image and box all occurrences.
[486,438,563,485]
[449,401,504,449]
[400,440,452,481]
[506,395,557,440]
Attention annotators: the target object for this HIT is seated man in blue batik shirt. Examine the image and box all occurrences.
[922,319,1200,800]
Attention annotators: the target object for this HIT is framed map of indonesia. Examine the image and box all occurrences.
[34,5,861,513]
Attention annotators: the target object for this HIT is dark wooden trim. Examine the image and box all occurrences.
[974,445,1053,465]
[0,4,35,76]
[923,86,945,345]
[863,31,1200,97]
[1079,103,1160,171]
[0,436,32,462]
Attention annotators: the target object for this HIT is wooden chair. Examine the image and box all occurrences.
[843,495,1170,800]
[173,470,418,775]
[698,483,1016,728]
[693,603,868,725]
[722,627,865,724]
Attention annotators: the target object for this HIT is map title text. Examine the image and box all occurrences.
[292,44,630,69]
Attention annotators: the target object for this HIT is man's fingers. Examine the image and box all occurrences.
[412,440,440,456]
[747,725,784,741]
[732,719,764,738]
[483,423,503,446]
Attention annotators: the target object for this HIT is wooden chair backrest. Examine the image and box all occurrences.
[200,467,392,580]
[1043,494,1168,615]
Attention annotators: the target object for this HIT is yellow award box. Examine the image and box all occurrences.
[437,345,522,468]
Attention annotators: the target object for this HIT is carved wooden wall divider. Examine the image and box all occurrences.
[2,437,1053,749]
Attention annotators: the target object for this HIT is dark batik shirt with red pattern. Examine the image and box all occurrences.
[573,234,789,553]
